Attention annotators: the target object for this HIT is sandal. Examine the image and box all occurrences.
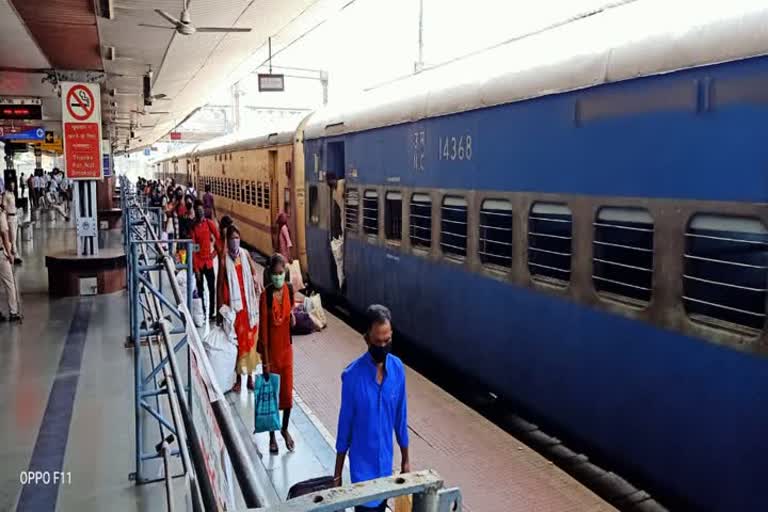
[269,437,279,454]
[281,429,295,452]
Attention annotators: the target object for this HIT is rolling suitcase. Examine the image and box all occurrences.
[286,475,336,500]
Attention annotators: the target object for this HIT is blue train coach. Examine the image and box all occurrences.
[302,3,768,510]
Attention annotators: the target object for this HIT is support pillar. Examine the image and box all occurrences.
[74,180,99,256]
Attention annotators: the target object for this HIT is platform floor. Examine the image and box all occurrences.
[0,214,614,512]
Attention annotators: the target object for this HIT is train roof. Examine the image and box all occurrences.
[151,145,198,164]
[305,1,768,139]
[193,129,296,157]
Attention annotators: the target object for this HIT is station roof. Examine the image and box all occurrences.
[306,1,768,139]
[0,0,342,152]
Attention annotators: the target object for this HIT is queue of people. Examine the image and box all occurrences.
[136,178,412,501]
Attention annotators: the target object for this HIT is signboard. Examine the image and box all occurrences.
[102,140,112,177]
[0,97,43,120]
[190,349,236,510]
[170,132,181,141]
[61,82,103,180]
[0,126,44,141]
[40,137,63,154]
[257,73,285,92]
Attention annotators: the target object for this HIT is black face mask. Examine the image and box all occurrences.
[368,342,392,363]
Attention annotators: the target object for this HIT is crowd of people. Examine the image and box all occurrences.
[138,176,410,512]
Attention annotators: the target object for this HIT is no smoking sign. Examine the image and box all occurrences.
[66,85,95,121]
[61,82,103,180]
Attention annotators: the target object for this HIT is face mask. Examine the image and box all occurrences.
[368,342,392,363]
[227,238,240,258]
[271,272,285,289]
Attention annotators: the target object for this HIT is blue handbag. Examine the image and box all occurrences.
[254,373,281,433]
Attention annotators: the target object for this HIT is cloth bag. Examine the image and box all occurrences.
[394,494,412,512]
[202,306,238,392]
[304,293,327,330]
[288,260,305,292]
[191,298,205,327]
[253,373,282,433]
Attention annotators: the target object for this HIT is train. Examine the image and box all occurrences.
[154,4,768,510]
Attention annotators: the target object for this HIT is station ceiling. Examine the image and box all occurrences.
[0,0,338,153]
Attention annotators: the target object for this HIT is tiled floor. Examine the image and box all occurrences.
[0,208,614,512]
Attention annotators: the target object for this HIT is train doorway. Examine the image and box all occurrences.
[326,140,345,292]
[269,149,279,251]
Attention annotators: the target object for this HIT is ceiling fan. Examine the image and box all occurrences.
[140,0,252,35]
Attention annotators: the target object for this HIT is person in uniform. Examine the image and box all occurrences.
[0,198,20,322]
[2,182,20,264]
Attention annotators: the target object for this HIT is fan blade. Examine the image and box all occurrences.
[195,27,252,33]
[146,112,171,115]
[139,23,175,30]
[155,9,180,26]
[150,93,168,99]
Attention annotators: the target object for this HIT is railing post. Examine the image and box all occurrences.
[413,486,440,512]
[185,240,194,410]
[131,241,143,483]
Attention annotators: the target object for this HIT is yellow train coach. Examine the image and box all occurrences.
[153,125,308,272]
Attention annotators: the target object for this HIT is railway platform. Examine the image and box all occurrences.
[0,190,615,512]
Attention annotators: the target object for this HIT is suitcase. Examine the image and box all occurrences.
[287,475,336,500]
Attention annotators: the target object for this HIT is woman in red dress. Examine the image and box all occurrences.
[259,253,296,454]
[217,224,263,392]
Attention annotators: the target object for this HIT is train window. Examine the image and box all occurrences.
[245,181,251,205]
[441,196,468,258]
[683,215,768,333]
[264,182,271,209]
[410,193,432,249]
[385,191,403,241]
[345,189,359,233]
[363,190,379,235]
[593,207,654,305]
[479,199,513,268]
[528,203,572,285]
[251,182,257,205]
[239,180,245,203]
[309,186,319,224]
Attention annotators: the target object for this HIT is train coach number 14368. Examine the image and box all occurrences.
[438,135,473,161]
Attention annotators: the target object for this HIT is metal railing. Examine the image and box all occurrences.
[120,177,463,511]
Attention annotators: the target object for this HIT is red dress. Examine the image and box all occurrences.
[221,258,258,362]
[258,285,294,410]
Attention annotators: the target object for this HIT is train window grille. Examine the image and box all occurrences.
[250,182,257,205]
[385,191,403,241]
[528,203,572,285]
[264,183,271,209]
[593,207,654,305]
[410,193,432,249]
[363,190,379,235]
[309,186,319,224]
[245,181,252,205]
[441,196,468,258]
[345,189,359,233]
[239,180,245,204]
[479,199,513,269]
[683,215,768,333]
[257,182,263,208]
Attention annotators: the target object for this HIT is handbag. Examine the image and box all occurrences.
[286,475,336,500]
[255,301,282,433]
[253,373,281,433]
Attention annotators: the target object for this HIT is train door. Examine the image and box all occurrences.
[269,150,279,251]
[325,140,345,291]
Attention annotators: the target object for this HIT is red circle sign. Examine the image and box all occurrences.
[66,85,95,121]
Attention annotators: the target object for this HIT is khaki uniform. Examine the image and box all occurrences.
[0,210,18,315]
[2,191,17,256]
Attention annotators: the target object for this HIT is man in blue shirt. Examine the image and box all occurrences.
[334,304,410,512]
